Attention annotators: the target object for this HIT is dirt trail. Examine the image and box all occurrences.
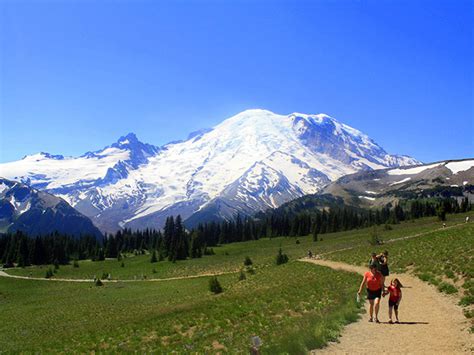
[0,269,237,283]
[302,258,473,354]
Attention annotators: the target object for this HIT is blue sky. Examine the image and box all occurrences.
[1,0,472,163]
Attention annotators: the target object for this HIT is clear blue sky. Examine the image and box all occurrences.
[1,0,472,163]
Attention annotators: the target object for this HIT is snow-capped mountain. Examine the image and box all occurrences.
[0,109,420,232]
[0,178,102,237]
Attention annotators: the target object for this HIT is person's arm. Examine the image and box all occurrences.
[397,291,402,305]
[358,274,367,294]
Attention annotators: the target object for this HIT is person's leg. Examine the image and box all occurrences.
[368,299,374,321]
[388,305,393,323]
[374,297,381,322]
[394,305,399,322]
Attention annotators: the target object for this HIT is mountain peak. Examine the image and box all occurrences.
[116,132,139,145]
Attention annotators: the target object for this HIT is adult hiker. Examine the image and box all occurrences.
[358,263,384,323]
[368,252,380,270]
[378,250,389,286]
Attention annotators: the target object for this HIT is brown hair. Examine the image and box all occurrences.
[391,278,403,289]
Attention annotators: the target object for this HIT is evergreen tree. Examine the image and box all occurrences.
[209,276,223,294]
[150,249,157,263]
[96,248,105,261]
[45,268,53,278]
[437,204,447,221]
[244,256,253,266]
[190,231,202,258]
[312,224,318,242]
[16,235,30,267]
[276,248,289,265]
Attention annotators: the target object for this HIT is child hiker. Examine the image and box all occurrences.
[384,278,403,324]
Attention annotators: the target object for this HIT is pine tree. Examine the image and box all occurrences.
[97,248,105,261]
[276,248,289,265]
[45,268,54,278]
[312,225,318,242]
[244,256,253,266]
[17,236,30,267]
[150,249,157,263]
[190,231,202,258]
[209,276,223,294]
[437,204,447,221]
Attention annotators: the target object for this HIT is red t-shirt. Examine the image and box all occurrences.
[388,285,401,302]
[364,271,383,291]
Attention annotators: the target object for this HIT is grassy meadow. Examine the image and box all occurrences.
[7,213,470,281]
[0,262,360,353]
[1,212,472,351]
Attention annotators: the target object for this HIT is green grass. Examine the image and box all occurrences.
[7,213,470,281]
[1,212,472,352]
[327,221,474,302]
[0,262,360,353]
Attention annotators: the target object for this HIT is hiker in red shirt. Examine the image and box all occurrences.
[384,278,403,324]
[357,264,384,323]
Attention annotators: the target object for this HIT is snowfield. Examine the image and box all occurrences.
[0,109,420,231]
[445,160,474,174]
[387,162,443,176]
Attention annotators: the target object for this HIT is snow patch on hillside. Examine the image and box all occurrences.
[388,163,442,176]
[390,177,412,185]
[445,160,474,174]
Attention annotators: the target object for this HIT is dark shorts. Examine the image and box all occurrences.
[389,299,399,310]
[380,266,389,277]
[367,288,382,300]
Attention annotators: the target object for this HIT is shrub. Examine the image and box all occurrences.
[209,276,223,294]
[296,239,300,244]
[120,261,125,268]
[437,282,457,294]
[73,260,79,268]
[238,270,246,281]
[101,272,109,280]
[244,256,253,266]
[384,224,393,230]
[152,268,157,274]
[276,248,289,265]
[45,268,53,279]
[369,234,382,246]
[95,278,103,287]
[459,295,474,306]
[203,247,215,255]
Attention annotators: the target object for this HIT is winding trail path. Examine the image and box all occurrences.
[0,269,237,283]
[302,258,473,354]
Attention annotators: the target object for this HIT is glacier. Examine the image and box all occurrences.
[0,109,420,232]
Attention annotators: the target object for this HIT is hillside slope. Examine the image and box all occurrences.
[0,178,102,238]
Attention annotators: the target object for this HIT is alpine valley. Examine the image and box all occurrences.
[0,109,420,233]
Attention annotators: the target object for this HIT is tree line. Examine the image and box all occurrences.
[1,196,470,267]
